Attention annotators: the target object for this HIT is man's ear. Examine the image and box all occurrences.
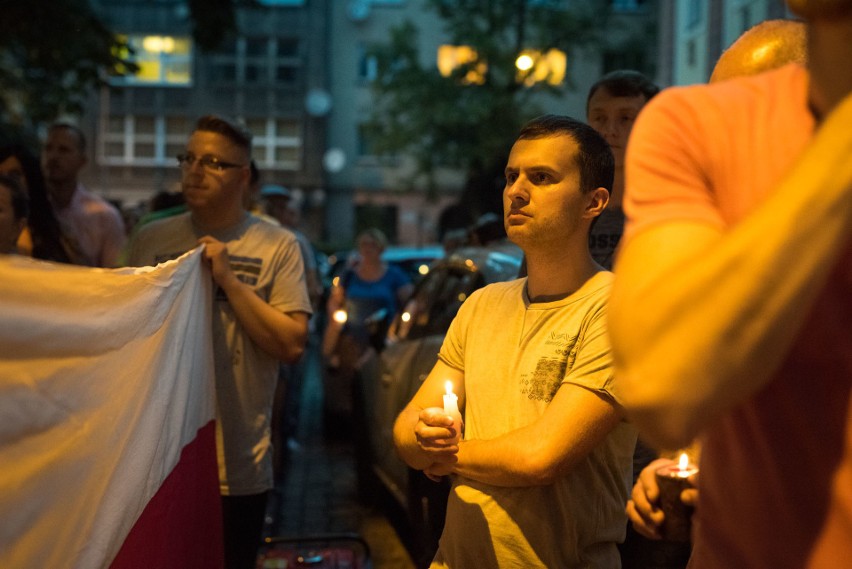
[584,187,610,219]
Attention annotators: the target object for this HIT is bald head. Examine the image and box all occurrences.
[710,19,807,83]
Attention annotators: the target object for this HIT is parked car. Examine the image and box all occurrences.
[352,241,524,565]
[320,245,445,434]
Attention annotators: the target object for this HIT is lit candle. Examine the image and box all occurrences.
[655,452,699,542]
[442,380,463,444]
[332,309,348,324]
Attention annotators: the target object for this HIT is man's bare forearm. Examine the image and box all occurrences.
[610,95,852,448]
[219,276,308,363]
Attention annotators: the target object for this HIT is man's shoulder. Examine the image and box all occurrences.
[648,64,806,118]
[127,212,194,266]
[135,211,191,236]
[554,271,613,318]
[242,214,299,246]
[573,271,613,301]
[76,185,122,216]
[471,278,525,303]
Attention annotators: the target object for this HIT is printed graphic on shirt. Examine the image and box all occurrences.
[520,332,578,402]
[229,255,262,286]
[214,255,263,301]
[150,252,263,299]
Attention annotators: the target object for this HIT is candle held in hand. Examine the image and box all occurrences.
[655,452,699,542]
[443,380,463,444]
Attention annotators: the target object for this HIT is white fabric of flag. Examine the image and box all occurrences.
[0,248,215,568]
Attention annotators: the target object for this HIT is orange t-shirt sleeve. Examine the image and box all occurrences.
[622,85,728,243]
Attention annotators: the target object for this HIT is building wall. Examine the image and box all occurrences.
[80,0,655,248]
[84,0,330,225]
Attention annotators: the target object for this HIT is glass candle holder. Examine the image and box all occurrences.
[655,460,698,542]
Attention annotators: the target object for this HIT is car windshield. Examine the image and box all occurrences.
[392,262,485,341]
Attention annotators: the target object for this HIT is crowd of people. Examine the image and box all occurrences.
[2,2,851,568]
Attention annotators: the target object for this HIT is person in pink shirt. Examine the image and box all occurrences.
[42,123,126,267]
[610,2,852,567]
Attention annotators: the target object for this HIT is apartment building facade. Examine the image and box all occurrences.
[81,0,656,247]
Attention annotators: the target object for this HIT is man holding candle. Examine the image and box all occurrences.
[609,1,852,566]
[394,115,637,568]
[622,19,807,558]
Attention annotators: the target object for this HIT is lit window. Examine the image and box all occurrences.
[437,45,487,85]
[111,35,193,87]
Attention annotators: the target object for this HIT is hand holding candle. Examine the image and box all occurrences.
[654,453,699,542]
[442,380,463,445]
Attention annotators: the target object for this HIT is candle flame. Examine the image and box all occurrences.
[332,309,348,324]
[678,452,689,470]
[445,380,453,396]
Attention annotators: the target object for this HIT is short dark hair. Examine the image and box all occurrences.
[48,122,86,152]
[194,115,253,156]
[586,70,660,113]
[0,173,29,220]
[517,114,614,194]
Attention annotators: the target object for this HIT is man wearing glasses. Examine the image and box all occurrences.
[126,115,311,569]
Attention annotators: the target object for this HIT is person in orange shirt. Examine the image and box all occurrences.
[610,4,852,567]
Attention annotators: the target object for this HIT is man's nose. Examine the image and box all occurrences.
[505,178,530,202]
[599,119,619,138]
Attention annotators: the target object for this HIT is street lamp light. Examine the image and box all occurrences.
[515,49,567,86]
[439,46,566,87]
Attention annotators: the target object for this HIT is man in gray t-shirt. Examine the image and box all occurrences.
[126,115,311,569]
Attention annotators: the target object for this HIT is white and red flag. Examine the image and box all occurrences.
[0,248,223,568]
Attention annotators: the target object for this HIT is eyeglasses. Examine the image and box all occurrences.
[176,153,247,172]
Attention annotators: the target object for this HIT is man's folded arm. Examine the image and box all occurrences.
[449,382,624,487]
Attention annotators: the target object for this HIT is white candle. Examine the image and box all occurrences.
[443,380,463,444]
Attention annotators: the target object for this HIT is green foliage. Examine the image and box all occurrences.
[363,0,612,206]
[0,0,259,140]
[0,0,138,136]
